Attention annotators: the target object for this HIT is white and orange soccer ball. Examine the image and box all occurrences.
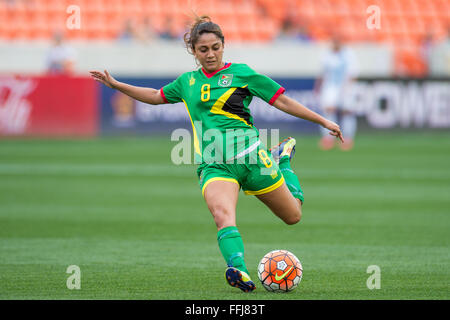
[257,250,303,292]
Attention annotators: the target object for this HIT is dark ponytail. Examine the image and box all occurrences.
[184,15,225,54]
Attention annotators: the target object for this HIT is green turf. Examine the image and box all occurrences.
[0,132,449,300]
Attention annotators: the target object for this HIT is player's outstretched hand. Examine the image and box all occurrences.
[89,70,118,89]
[323,120,344,143]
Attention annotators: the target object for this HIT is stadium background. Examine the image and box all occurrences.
[0,0,449,300]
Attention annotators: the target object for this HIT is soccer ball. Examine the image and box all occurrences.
[257,250,303,292]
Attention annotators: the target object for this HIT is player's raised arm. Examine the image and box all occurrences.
[89,70,165,105]
[272,93,344,143]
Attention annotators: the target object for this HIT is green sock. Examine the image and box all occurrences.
[279,156,304,203]
[217,226,249,274]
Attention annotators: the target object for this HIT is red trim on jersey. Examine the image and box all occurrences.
[269,87,286,105]
[160,87,169,103]
[201,62,232,78]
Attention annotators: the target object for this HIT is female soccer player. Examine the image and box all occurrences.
[90,16,343,293]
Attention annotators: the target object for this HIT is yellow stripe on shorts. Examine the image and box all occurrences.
[202,177,240,197]
[244,176,285,196]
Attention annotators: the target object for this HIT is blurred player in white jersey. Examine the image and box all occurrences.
[315,36,358,151]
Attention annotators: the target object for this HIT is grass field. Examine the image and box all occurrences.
[0,132,449,300]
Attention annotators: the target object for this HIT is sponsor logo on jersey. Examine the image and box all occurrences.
[218,74,233,87]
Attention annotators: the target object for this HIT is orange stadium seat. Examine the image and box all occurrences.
[218,15,240,40]
[308,23,329,41]
[310,0,334,28]
[103,0,122,12]
[211,2,234,26]
[1,0,448,76]
[256,0,289,24]
[417,0,439,18]
[344,0,366,18]
[404,15,427,38]
[399,0,421,18]
[239,13,260,42]
[294,0,316,22]
[339,18,363,42]
[395,46,428,77]
[189,0,215,17]
[121,0,143,16]
[379,0,403,17]
[256,17,278,42]
[45,0,67,13]
[436,0,450,20]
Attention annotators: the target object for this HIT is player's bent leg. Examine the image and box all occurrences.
[269,137,304,203]
[256,182,302,225]
[260,137,303,224]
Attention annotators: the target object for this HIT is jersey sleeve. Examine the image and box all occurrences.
[244,65,285,105]
[160,75,184,104]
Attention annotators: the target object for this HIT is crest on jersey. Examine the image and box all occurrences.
[189,74,195,86]
[218,74,233,87]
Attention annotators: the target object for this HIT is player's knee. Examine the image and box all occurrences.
[284,207,302,225]
[209,203,234,228]
[284,215,300,225]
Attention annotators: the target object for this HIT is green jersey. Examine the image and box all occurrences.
[161,63,285,164]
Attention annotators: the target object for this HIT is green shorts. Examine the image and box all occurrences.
[197,144,284,197]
